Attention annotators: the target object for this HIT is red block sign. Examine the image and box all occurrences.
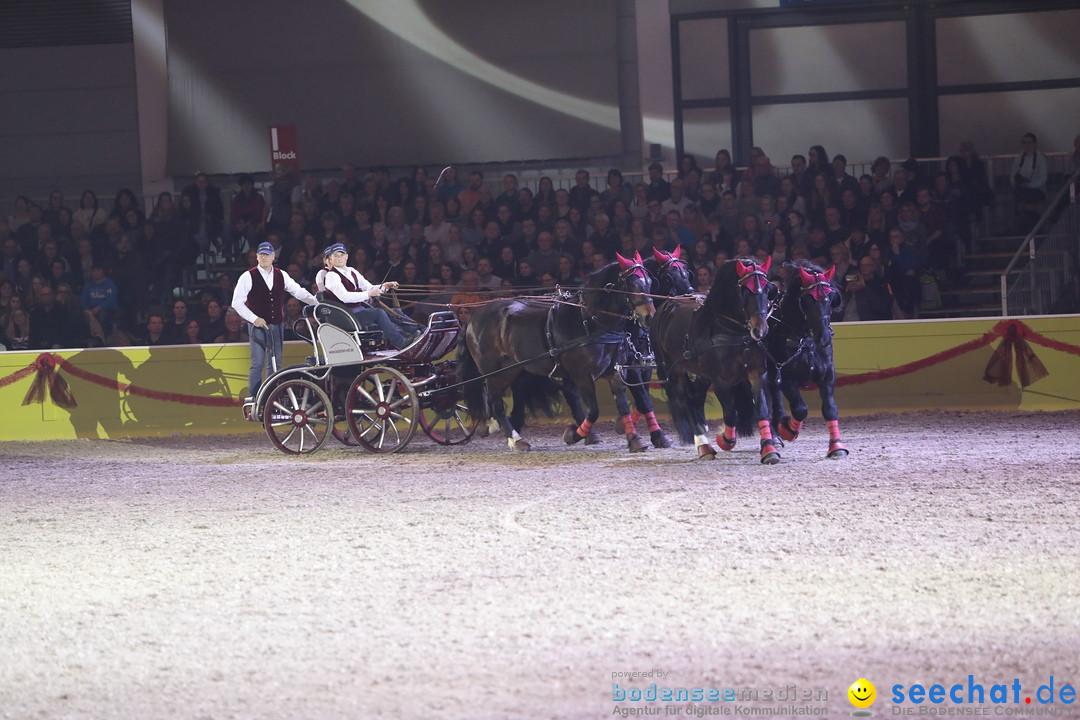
[269,125,300,181]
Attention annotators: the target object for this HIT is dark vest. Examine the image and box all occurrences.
[245,267,285,324]
[325,267,365,309]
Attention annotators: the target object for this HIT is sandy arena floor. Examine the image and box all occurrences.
[1,410,1079,720]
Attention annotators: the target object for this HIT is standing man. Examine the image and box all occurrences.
[231,241,318,398]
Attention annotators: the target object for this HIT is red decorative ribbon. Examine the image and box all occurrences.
[826,319,1076,389]
[21,354,77,409]
[982,320,1049,388]
[2,352,242,410]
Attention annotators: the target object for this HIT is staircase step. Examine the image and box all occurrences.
[962,267,1025,278]
[965,251,1024,261]
[918,304,1001,318]
[939,286,1001,299]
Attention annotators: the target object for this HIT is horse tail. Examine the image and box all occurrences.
[731,381,757,438]
[512,373,564,421]
[456,327,489,422]
[663,373,699,445]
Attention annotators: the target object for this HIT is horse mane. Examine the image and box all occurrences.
[782,259,828,293]
[582,261,620,290]
[701,257,753,315]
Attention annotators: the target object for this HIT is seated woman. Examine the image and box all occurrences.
[316,243,420,350]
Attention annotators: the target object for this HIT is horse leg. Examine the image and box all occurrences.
[490,383,530,452]
[559,379,600,445]
[508,378,527,434]
[777,376,809,444]
[713,386,738,453]
[752,378,781,465]
[629,367,670,449]
[690,377,715,459]
[609,373,645,453]
[766,367,787,448]
[819,372,848,458]
[562,372,602,448]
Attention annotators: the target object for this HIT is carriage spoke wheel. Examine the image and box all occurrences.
[419,395,478,445]
[263,379,332,455]
[346,366,419,454]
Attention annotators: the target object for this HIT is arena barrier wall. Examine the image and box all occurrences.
[0,315,1078,441]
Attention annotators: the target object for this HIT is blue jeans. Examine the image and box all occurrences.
[248,322,283,396]
[350,307,408,348]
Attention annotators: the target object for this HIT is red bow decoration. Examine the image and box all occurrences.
[22,353,78,409]
[982,320,1049,388]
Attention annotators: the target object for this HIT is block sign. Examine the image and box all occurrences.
[269,125,300,181]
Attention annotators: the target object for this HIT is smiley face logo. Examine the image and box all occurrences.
[848,678,876,709]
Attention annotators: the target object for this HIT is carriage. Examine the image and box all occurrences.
[243,301,478,455]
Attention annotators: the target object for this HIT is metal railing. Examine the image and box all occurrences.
[1000,166,1080,316]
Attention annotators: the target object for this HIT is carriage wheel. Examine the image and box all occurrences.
[346,366,419,453]
[419,395,478,445]
[263,379,332,455]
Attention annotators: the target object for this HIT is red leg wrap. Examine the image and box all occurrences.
[645,411,661,432]
[716,425,737,452]
[826,419,842,441]
[576,419,594,438]
[779,417,802,442]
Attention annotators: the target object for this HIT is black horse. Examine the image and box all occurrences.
[498,246,690,452]
[458,254,655,451]
[764,261,849,458]
[609,246,696,447]
[651,256,781,464]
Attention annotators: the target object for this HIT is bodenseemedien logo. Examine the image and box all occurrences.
[849,678,877,717]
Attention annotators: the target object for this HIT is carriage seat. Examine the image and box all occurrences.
[313,294,385,346]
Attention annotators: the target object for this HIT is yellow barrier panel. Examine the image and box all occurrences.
[1,316,1078,442]
[0,341,310,441]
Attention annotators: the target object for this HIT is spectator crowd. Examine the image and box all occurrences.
[1,131,1075,351]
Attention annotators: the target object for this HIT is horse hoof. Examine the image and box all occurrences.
[650,429,672,448]
[716,434,736,452]
[477,423,490,438]
[513,439,531,452]
[584,430,602,445]
[627,434,646,453]
[563,424,583,445]
[760,451,781,465]
[827,441,849,459]
[697,445,717,460]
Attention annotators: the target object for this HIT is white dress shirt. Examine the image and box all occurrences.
[319,266,379,305]
[231,265,316,325]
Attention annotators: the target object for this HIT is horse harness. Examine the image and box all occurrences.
[543,260,649,380]
[679,263,775,362]
[763,277,835,378]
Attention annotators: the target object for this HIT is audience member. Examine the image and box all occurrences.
[843,256,893,321]
[1011,132,1049,233]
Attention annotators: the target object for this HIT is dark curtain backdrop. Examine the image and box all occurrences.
[164,0,621,176]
